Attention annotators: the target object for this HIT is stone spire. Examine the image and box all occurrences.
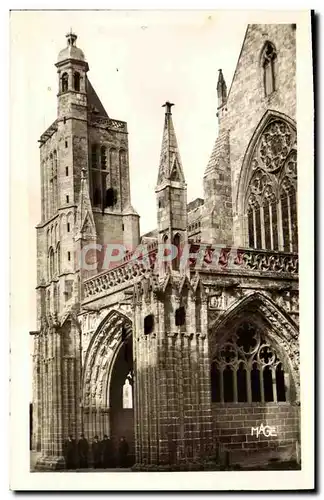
[217,69,227,108]
[155,103,187,271]
[75,167,96,241]
[156,101,185,186]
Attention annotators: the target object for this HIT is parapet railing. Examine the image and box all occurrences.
[191,245,298,274]
[39,120,58,144]
[89,115,127,132]
[83,245,298,299]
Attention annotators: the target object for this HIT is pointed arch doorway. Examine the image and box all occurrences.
[109,333,135,465]
[81,310,135,466]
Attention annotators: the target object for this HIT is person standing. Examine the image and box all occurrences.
[64,435,76,470]
[77,434,89,469]
[92,435,102,469]
[101,435,114,468]
[118,436,129,468]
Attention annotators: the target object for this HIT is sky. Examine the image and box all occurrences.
[10,10,248,332]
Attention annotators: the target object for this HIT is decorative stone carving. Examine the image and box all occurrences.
[209,294,222,309]
[208,310,221,325]
[259,120,293,173]
[290,292,299,312]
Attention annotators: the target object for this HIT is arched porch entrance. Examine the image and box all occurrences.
[109,333,135,464]
[81,309,135,465]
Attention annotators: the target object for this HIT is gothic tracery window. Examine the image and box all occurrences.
[245,119,298,252]
[262,42,277,96]
[211,322,289,404]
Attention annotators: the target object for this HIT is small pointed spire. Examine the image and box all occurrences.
[156,102,185,186]
[217,69,227,108]
[76,167,96,240]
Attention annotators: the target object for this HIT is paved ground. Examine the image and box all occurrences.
[30,451,131,472]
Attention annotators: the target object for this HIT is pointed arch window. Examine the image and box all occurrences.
[90,144,118,210]
[211,322,291,403]
[48,247,55,280]
[162,234,169,272]
[73,72,80,91]
[245,119,297,252]
[56,242,61,275]
[172,233,181,271]
[61,72,69,93]
[175,306,186,327]
[261,42,277,96]
[144,314,154,335]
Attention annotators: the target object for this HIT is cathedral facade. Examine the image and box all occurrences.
[31,24,300,470]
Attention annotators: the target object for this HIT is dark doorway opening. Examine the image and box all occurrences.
[109,333,135,466]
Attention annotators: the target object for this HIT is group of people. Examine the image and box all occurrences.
[64,434,130,470]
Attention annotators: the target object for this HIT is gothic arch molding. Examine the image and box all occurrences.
[209,291,299,401]
[235,109,296,219]
[81,309,132,409]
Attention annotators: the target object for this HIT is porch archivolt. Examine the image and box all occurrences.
[208,291,300,401]
[81,309,132,409]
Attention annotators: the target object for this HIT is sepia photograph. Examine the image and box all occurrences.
[9,8,314,491]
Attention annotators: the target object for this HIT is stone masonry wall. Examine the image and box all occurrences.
[202,131,232,246]
[219,24,296,247]
[212,402,300,466]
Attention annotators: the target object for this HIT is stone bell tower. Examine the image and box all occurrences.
[132,105,213,470]
[32,30,140,469]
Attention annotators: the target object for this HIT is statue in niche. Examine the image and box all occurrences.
[122,376,133,409]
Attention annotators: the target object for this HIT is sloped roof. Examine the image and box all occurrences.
[204,131,229,177]
[86,79,109,118]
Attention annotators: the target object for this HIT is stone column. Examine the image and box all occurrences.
[62,357,69,440]
[55,331,64,459]
[156,300,168,464]
[199,294,213,458]
[133,303,142,464]
[32,333,42,452]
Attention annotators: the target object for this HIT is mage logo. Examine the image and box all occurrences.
[251,423,277,438]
